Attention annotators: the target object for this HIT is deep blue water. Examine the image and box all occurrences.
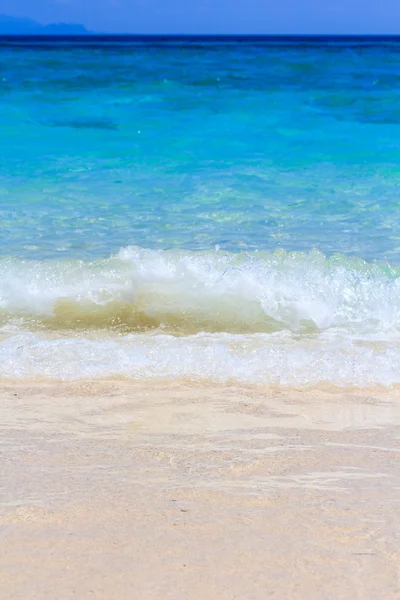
[1,36,400,261]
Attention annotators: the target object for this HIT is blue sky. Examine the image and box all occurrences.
[2,0,400,34]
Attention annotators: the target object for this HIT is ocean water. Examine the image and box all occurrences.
[1,35,400,387]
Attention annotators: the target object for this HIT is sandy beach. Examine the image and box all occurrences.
[0,381,399,599]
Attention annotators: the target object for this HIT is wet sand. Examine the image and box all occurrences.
[0,381,399,599]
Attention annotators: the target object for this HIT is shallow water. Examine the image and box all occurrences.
[1,36,400,386]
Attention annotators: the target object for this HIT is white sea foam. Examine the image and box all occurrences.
[0,330,399,387]
[1,247,400,386]
[0,246,399,334]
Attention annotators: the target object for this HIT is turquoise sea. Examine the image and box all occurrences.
[1,35,400,386]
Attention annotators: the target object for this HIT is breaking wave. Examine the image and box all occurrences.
[1,246,400,387]
[1,246,400,335]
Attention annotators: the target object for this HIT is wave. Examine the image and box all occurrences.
[1,246,400,386]
[0,246,400,336]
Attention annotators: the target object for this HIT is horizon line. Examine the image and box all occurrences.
[1,33,400,37]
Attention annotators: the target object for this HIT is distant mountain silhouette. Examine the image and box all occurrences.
[0,15,90,34]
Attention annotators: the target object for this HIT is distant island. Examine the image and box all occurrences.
[0,15,90,35]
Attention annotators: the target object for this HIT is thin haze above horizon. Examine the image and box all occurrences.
[1,0,400,35]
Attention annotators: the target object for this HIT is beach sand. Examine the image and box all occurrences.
[1,381,399,599]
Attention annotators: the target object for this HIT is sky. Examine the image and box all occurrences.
[1,0,400,34]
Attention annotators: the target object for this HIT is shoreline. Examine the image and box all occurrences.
[1,381,399,598]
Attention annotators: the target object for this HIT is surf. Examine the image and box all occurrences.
[0,246,399,336]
